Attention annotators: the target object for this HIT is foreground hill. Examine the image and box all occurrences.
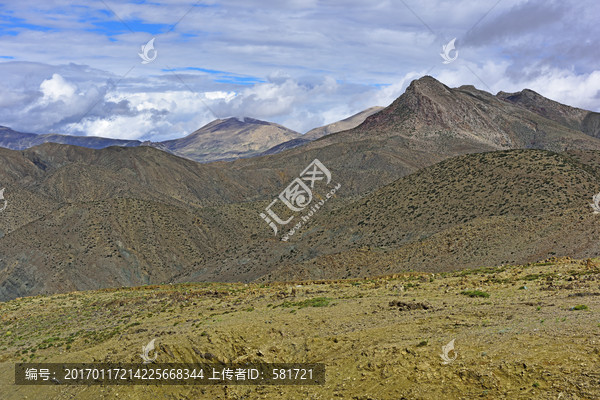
[258,149,600,281]
[1,257,599,399]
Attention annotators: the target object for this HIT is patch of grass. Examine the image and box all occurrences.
[461,290,490,298]
[277,297,333,309]
[572,304,588,311]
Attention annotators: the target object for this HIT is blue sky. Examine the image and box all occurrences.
[0,0,599,140]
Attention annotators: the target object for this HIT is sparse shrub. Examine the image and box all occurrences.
[572,304,588,311]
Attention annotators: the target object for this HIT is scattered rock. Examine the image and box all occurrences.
[568,292,600,297]
[388,300,432,311]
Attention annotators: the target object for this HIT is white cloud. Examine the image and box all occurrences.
[39,74,77,103]
[0,1,599,139]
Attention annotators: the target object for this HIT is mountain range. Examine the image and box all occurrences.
[1,75,600,301]
[0,126,141,150]
[0,107,382,163]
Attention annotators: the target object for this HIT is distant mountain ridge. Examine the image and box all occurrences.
[0,118,302,163]
[2,78,600,165]
[0,109,385,163]
[0,126,141,150]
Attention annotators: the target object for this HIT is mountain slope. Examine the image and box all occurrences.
[260,106,385,156]
[345,77,600,152]
[259,149,600,281]
[497,88,600,138]
[237,76,600,199]
[158,117,301,162]
[3,147,600,301]
[303,106,385,140]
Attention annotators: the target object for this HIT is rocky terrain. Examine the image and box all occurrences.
[1,257,599,399]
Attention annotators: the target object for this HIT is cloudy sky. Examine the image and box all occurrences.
[0,0,599,141]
